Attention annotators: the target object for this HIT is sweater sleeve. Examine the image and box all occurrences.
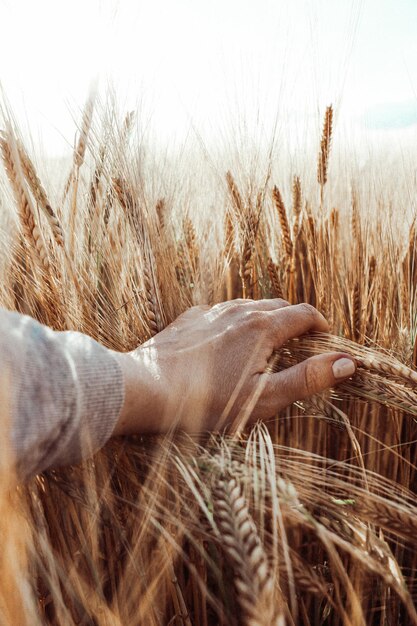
[0,307,124,479]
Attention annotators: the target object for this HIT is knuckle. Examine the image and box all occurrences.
[244,310,268,330]
[180,305,211,322]
[276,298,290,307]
[230,299,246,308]
[273,326,285,347]
[298,302,319,320]
[195,304,208,312]
[303,361,318,396]
[210,302,234,316]
[223,302,241,316]
[226,302,244,316]
[180,305,199,318]
[232,298,250,306]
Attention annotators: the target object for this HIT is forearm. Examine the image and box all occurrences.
[0,308,124,479]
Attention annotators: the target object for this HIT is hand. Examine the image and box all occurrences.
[113,299,356,435]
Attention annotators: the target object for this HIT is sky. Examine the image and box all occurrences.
[0,0,416,155]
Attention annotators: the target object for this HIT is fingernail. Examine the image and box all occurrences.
[332,357,356,379]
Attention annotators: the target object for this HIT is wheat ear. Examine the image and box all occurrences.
[289,551,331,598]
[291,176,302,238]
[67,95,95,254]
[0,133,50,271]
[226,170,244,215]
[112,176,134,212]
[142,264,162,336]
[317,105,333,187]
[213,473,280,626]
[16,141,65,247]
[155,198,166,228]
[353,497,417,543]
[355,353,417,385]
[347,372,417,416]
[273,186,293,259]
[74,95,95,169]
[183,217,199,273]
[267,258,285,299]
[241,227,255,298]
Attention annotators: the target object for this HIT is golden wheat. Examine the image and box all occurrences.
[0,102,415,626]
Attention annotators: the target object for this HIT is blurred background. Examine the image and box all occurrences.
[0,0,416,163]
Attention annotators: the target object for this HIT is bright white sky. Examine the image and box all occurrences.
[0,0,416,155]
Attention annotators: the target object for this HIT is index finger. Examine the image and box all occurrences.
[267,303,329,350]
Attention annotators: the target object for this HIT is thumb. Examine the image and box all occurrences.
[263,352,356,412]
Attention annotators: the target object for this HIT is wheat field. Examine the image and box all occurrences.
[0,98,416,625]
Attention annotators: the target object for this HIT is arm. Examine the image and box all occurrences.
[0,308,124,479]
[1,299,356,479]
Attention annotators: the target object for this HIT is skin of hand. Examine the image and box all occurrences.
[112,299,356,436]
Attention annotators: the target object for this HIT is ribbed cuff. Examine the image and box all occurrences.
[49,331,125,467]
[1,308,125,478]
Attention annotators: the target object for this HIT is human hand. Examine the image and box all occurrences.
[113,299,356,435]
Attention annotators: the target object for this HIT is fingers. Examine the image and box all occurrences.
[261,352,356,413]
[212,298,290,312]
[185,301,327,354]
[204,298,290,323]
[267,303,329,349]
[245,298,290,311]
[207,301,327,352]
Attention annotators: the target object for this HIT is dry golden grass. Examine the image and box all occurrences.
[0,102,416,625]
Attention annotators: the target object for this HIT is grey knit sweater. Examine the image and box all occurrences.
[0,307,124,479]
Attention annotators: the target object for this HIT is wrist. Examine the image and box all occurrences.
[111,348,162,436]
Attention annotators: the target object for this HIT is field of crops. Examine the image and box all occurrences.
[0,99,416,625]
